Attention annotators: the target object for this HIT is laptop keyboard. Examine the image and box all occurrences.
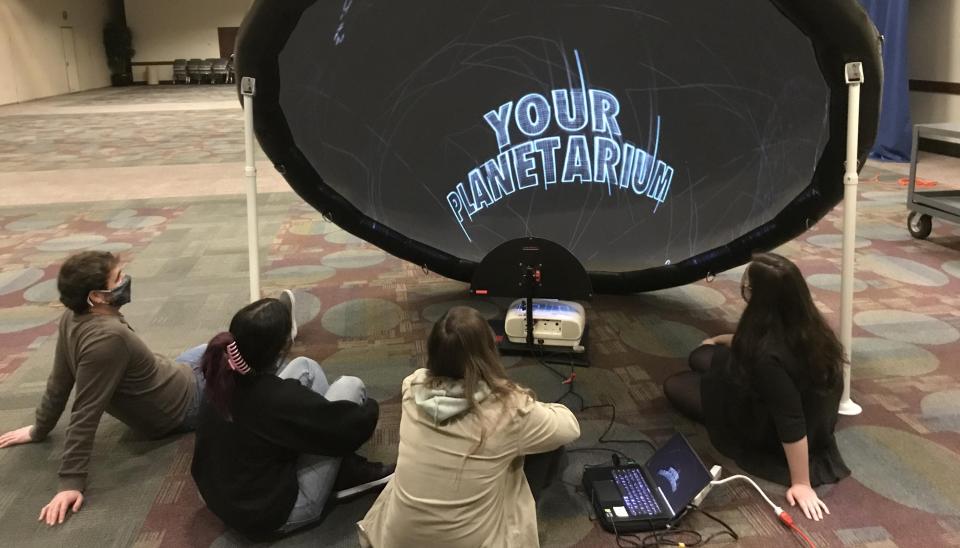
[613,469,662,517]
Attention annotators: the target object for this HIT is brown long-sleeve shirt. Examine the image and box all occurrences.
[31,310,196,492]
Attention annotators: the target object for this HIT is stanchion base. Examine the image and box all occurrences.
[838,399,863,416]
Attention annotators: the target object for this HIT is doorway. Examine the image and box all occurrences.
[60,27,80,92]
[218,27,240,58]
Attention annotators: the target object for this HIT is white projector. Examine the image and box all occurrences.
[504,299,586,348]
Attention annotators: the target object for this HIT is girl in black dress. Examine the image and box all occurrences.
[664,253,850,522]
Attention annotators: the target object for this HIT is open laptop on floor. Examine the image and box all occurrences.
[581,432,713,533]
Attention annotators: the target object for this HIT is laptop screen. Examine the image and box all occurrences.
[645,433,712,513]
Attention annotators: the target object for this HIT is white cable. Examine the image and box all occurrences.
[711,474,783,515]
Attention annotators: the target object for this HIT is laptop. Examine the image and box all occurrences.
[581,433,713,533]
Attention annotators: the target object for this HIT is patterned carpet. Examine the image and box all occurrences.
[1,87,960,547]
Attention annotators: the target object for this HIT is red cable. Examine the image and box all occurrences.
[779,511,816,548]
[711,475,819,548]
[898,176,938,187]
[789,523,816,548]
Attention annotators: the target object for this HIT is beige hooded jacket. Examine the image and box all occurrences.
[358,368,581,547]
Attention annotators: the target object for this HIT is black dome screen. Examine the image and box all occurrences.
[237,0,881,292]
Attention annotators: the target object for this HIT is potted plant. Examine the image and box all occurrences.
[103,22,134,86]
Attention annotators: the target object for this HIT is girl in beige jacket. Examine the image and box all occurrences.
[358,306,581,547]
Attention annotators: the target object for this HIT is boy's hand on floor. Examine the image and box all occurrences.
[39,490,84,526]
[0,425,34,448]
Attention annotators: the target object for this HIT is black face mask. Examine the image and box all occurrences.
[103,275,132,308]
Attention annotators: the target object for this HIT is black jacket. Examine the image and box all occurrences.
[701,344,850,486]
[191,374,379,537]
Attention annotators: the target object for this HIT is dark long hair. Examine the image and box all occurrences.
[426,306,533,452]
[201,298,292,417]
[731,253,844,388]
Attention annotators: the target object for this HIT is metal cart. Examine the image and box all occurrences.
[907,122,960,239]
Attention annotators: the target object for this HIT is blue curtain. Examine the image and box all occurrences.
[859,0,912,162]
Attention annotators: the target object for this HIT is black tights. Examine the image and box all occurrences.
[663,344,725,423]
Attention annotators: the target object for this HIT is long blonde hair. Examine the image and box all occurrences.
[426,306,533,453]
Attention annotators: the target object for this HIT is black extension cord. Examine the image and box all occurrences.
[532,347,739,547]
[535,349,655,457]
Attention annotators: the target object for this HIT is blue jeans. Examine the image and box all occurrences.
[276,357,366,533]
[174,344,208,432]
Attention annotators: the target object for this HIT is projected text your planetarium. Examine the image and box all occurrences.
[446,52,675,242]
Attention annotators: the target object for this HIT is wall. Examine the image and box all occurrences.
[908,0,960,124]
[124,0,252,82]
[0,0,112,105]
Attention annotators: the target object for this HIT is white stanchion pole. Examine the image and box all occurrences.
[838,62,863,416]
[241,77,261,302]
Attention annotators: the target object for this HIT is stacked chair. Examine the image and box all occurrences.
[171,57,232,84]
[173,59,188,83]
[210,58,230,84]
[186,58,204,83]
[197,58,214,83]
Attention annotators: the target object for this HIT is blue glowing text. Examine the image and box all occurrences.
[446,52,674,241]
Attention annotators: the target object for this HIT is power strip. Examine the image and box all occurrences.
[692,465,723,506]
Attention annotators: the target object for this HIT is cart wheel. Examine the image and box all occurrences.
[907,212,932,239]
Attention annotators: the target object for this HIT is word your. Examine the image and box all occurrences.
[446,58,674,241]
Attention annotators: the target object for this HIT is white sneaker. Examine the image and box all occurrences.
[333,456,395,501]
[334,473,394,501]
[278,289,298,341]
